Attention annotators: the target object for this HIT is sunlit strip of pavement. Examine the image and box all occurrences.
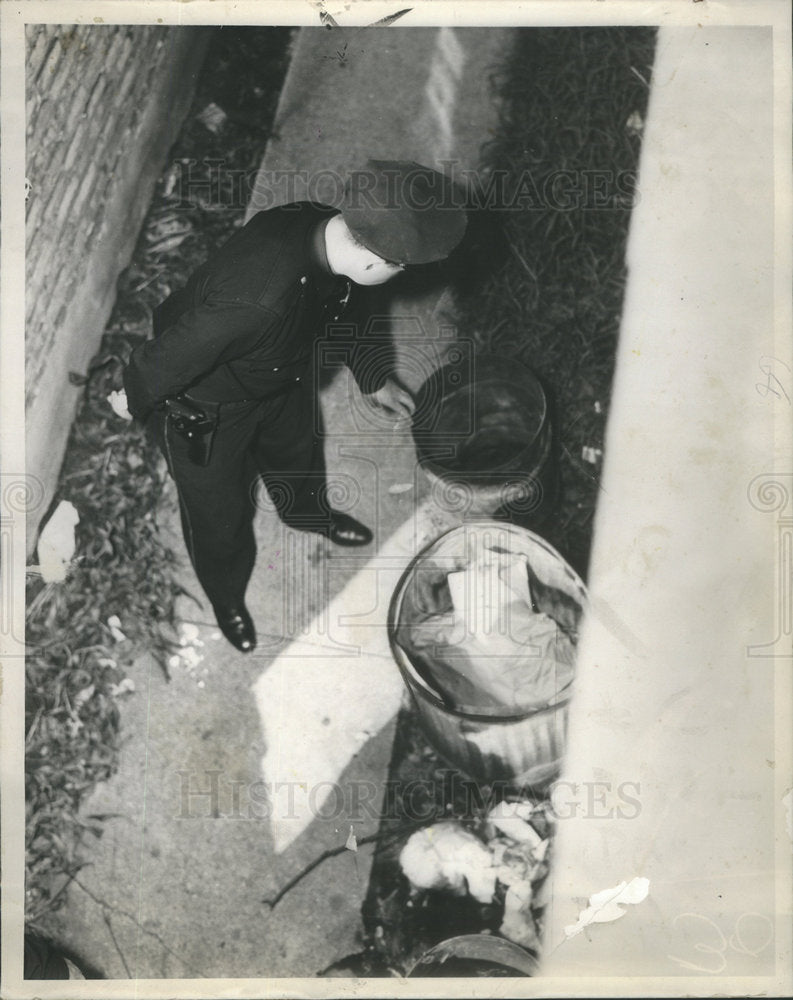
[253,494,460,855]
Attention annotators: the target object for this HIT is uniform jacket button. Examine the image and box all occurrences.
[273,367,279,372]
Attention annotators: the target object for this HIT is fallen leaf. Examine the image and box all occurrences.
[626,110,644,134]
[147,233,191,255]
[109,678,136,698]
[197,101,228,134]
[66,716,84,738]
[74,685,95,709]
[106,615,127,642]
[179,623,201,645]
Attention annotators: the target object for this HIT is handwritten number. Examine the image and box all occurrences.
[729,912,774,958]
[668,912,773,974]
[668,913,728,974]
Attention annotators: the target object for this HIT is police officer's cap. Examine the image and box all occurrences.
[341,159,467,265]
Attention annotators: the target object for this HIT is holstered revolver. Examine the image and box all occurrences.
[166,396,218,467]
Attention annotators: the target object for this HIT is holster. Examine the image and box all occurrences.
[165,396,218,466]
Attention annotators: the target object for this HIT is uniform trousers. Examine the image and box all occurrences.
[149,377,330,611]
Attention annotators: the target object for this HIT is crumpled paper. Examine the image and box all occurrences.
[500,881,541,950]
[486,800,543,847]
[107,389,132,421]
[396,546,577,712]
[399,822,498,904]
[399,805,552,927]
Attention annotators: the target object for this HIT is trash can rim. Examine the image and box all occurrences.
[388,519,586,723]
[407,932,539,978]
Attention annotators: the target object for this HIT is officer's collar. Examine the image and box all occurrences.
[309,216,335,278]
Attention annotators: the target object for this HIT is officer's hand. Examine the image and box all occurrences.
[365,378,415,421]
[108,389,133,421]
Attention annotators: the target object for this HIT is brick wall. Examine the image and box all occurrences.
[25,24,211,547]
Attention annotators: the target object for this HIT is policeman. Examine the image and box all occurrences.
[119,160,467,653]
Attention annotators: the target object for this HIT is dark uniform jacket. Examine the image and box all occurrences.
[123,202,388,421]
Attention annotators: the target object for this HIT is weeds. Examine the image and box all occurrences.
[24,26,294,929]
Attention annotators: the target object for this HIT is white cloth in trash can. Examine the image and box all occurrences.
[395,540,580,714]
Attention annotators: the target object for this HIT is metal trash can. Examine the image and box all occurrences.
[411,354,556,522]
[388,521,587,789]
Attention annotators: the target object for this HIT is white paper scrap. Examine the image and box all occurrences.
[487,801,543,847]
[37,500,80,582]
[564,877,650,939]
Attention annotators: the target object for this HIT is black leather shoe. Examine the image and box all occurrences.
[322,511,373,547]
[214,604,256,653]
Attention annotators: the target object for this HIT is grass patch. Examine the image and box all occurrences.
[456,26,656,576]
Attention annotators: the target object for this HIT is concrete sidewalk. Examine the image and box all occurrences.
[38,26,514,980]
[543,25,788,987]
